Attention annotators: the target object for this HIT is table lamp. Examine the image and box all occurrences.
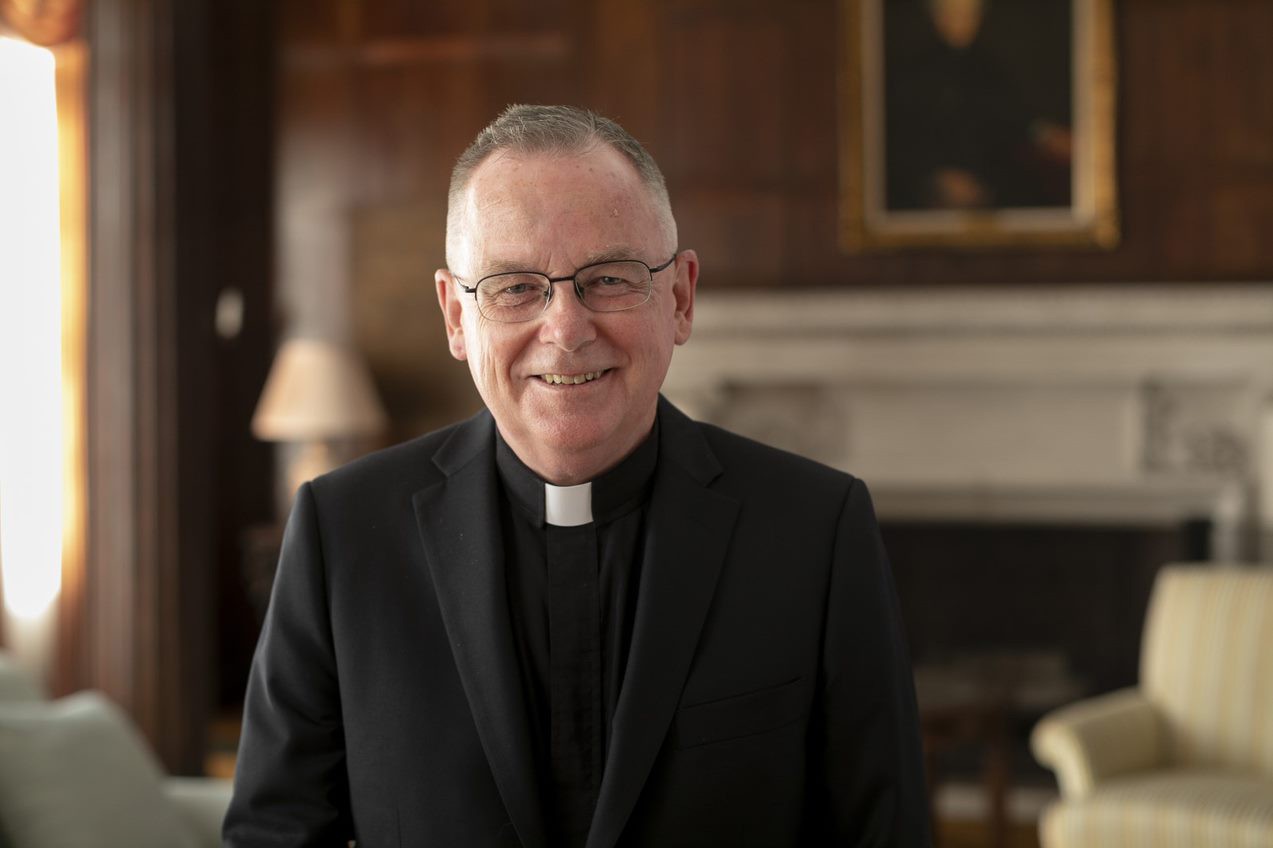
[251,337,388,497]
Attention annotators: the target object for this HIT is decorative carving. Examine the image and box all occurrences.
[1142,382,1250,477]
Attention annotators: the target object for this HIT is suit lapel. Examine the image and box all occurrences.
[586,400,740,848]
[412,413,546,848]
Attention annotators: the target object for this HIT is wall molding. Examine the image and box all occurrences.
[667,285,1273,558]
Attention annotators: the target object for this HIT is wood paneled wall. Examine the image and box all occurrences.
[82,0,208,774]
[68,0,276,772]
[274,0,1273,434]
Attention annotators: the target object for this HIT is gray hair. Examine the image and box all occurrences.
[445,104,676,268]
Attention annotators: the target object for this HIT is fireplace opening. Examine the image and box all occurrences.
[883,519,1208,791]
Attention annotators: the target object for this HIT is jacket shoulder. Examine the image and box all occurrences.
[311,410,488,501]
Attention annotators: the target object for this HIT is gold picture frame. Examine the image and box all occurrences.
[839,0,1119,251]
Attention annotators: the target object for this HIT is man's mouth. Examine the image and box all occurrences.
[537,369,609,385]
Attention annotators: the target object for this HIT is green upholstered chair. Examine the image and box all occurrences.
[0,651,232,848]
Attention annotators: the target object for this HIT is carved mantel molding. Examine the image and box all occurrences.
[666,284,1273,559]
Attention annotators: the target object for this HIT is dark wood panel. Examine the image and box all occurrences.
[84,0,210,774]
[268,0,1273,446]
[665,9,790,188]
[206,0,279,714]
[278,0,352,46]
[585,0,662,135]
[356,0,574,40]
[662,0,1273,285]
[71,0,279,773]
[279,0,1273,294]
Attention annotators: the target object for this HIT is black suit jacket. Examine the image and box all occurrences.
[225,398,930,847]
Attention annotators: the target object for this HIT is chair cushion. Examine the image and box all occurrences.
[1040,770,1273,848]
[0,691,201,848]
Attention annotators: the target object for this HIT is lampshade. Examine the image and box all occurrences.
[251,338,388,442]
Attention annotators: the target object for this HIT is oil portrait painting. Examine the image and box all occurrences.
[840,0,1118,250]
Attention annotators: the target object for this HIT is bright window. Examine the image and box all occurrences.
[0,36,63,624]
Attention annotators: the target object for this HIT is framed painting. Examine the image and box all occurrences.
[839,0,1118,251]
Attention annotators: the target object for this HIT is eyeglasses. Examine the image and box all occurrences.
[457,254,678,324]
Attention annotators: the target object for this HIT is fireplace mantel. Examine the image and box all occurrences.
[664,285,1273,559]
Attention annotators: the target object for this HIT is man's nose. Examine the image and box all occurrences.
[538,280,596,352]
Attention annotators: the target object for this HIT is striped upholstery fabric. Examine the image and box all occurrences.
[1033,564,1273,848]
[1141,566,1273,775]
[1041,771,1273,848]
[1031,688,1163,798]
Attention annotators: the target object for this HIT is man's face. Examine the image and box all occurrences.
[436,144,697,484]
[929,0,985,49]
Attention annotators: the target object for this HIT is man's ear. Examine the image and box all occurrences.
[435,269,468,361]
[671,249,698,346]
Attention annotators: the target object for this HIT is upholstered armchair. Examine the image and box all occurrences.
[1031,564,1273,847]
[0,652,232,847]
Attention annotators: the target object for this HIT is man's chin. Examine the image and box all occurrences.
[507,417,619,469]
[531,423,610,455]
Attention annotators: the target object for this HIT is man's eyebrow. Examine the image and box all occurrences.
[479,258,538,275]
[579,246,643,266]
[479,246,646,276]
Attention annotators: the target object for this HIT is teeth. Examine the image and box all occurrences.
[540,370,605,385]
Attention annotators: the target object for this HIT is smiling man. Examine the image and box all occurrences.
[225,105,930,847]
[437,133,692,485]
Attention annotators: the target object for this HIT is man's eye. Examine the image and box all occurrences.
[584,274,638,289]
[485,278,545,299]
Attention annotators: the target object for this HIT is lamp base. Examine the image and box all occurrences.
[289,440,336,498]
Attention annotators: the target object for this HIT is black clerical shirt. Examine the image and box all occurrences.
[495,425,658,847]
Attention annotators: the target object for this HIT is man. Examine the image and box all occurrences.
[225,105,929,847]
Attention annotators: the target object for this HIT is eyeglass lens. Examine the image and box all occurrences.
[476,260,653,322]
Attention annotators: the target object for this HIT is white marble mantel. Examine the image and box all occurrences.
[664,284,1273,559]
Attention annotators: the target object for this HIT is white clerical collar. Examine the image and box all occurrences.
[544,481,593,527]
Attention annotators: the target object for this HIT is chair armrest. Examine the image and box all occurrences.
[1030,687,1164,799]
[163,776,234,848]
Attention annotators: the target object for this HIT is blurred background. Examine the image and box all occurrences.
[2,1,1272,846]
